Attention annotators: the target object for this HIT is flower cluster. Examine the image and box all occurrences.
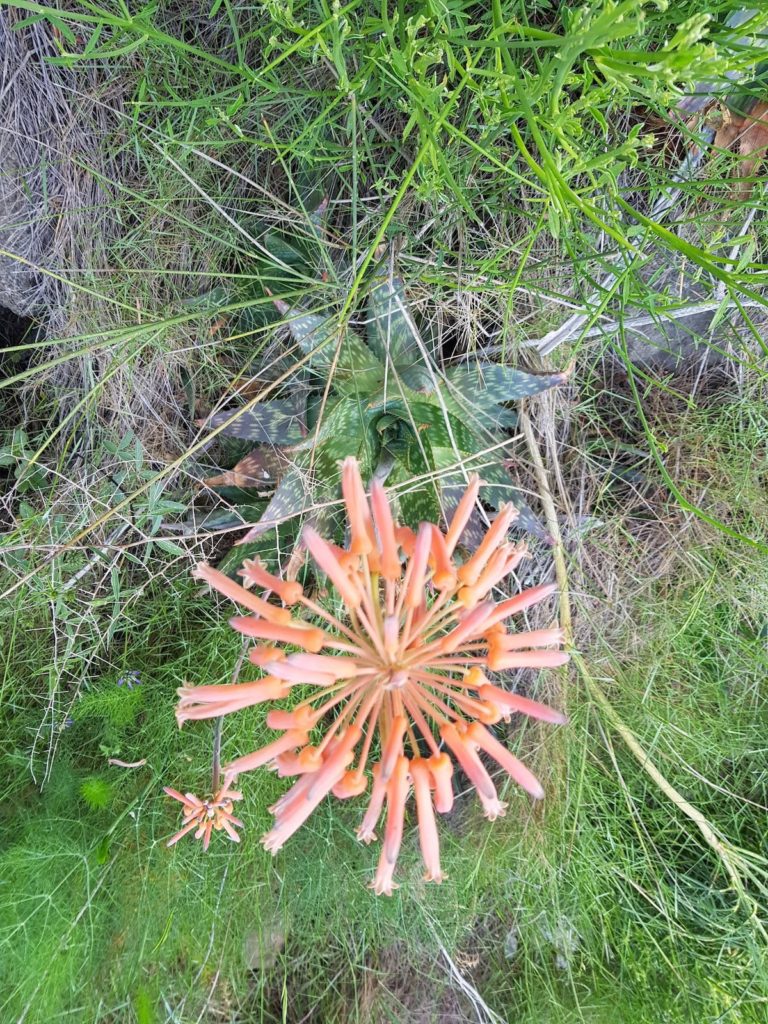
[163,780,244,850]
[117,669,141,690]
[170,458,568,891]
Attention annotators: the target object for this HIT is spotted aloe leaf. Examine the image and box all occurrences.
[292,395,359,451]
[387,433,441,528]
[367,276,422,365]
[277,301,383,383]
[442,383,519,433]
[321,431,377,472]
[405,401,480,455]
[259,230,310,270]
[292,397,379,504]
[201,398,307,445]
[446,363,567,403]
[396,363,435,393]
[237,465,310,545]
[476,460,553,545]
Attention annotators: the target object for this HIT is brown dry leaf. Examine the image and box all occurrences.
[203,449,281,489]
[713,99,768,196]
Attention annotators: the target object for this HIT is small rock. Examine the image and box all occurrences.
[244,923,286,971]
[503,927,519,960]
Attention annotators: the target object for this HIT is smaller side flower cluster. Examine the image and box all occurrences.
[163,781,243,850]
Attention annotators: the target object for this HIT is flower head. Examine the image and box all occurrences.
[177,458,567,891]
[117,669,141,689]
[163,780,244,850]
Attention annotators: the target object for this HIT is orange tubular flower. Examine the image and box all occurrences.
[174,458,568,891]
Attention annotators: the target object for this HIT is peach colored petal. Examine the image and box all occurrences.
[475,699,503,725]
[489,627,566,651]
[249,645,285,666]
[220,818,242,842]
[266,706,319,731]
[403,523,432,610]
[341,456,375,555]
[303,527,363,609]
[274,752,312,777]
[395,525,416,557]
[429,525,457,590]
[332,770,369,799]
[440,722,502,817]
[264,659,336,686]
[167,820,200,847]
[371,756,409,895]
[177,678,289,706]
[263,749,351,854]
[357,763,386,843]
[427,753,454,814]
[486,649,570,671]
[444,474,480,554]
[194,562,292,624]
[458,544,513,605]
[411,759,446,883]
[477,683,567,725]
[484,583,558,629]
[239,557,303,605]
[230,615,326,652]
[285,653,365,680]
[224,729,310,778]
[307,725,362,799]
[370,480,401,580]
[457,503,518,586]
[435,601,494,653]
[466,722,544,800]
[380,715,407,782]
[177,698,279,723]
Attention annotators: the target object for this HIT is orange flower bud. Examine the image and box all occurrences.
[230,615,326,653]
[430,525,457,590]
[371,480,401,580]
[239,557,303,604]
[427,752,454,813]
[444,473,480,554]
[194,562,292,624]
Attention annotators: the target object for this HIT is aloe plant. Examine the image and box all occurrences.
[196,203,567,567]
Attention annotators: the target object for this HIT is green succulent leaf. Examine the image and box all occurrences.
[397,363,436,394]
[260,230,310,269]
[405,401,480,455]
[237,466,310,544]
[446,363,567,403]
[387,434,441,528]
[476,460,552,544]
[202,398,306,445]
[441,382,519,433]
[293,396,355,451]
[367,276,422,365]
[279,303,383,382]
